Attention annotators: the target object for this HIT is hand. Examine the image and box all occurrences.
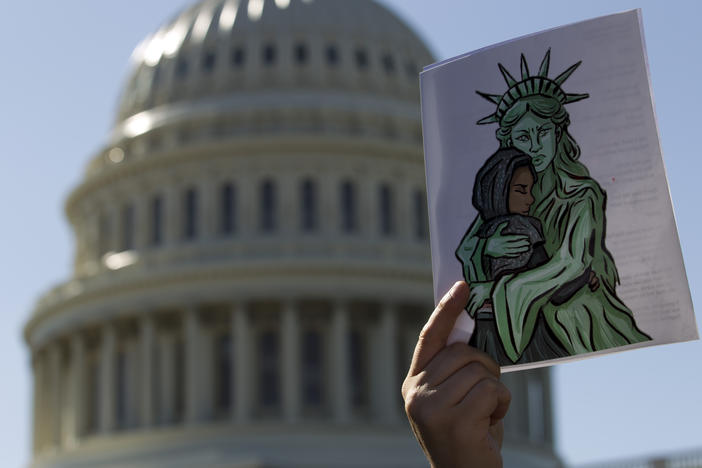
[485,221,529,258]
[467,281,493,318]
[401,281,512,468]
[588,271,600,292]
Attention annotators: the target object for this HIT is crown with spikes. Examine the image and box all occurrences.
[476,48,589,125]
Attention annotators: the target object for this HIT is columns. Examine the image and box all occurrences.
[374,303,400,424]
[48,343,62,447]
[184,307,205,423]
[99,324,116,433]
[232,303,251,422]
[331,302,351,423]
[157,333,176,424]
[139,316,155,427]
[282,301,301,422]
[69,334,85,444]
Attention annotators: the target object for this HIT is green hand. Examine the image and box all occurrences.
[485,221,529,258]
[467,281,494,317]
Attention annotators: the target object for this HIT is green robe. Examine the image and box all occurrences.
[456,174,650,363]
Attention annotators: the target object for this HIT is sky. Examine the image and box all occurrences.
[2,1,702,467]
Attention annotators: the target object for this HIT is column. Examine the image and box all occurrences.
[233,303,251,422]
[184,307,203,423]
[376,304,400,424]
[139,315,154,427]
[31,354,41,454]
[158,333,176,424]
[331,302,351,423]
[99,323,116,433]
[48,343,62,447]
[70,334,85,444]
[281,301,300,422]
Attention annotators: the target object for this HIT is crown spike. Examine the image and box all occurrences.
[498,63,517,87]
[564,93,589,104]
[477,114,499,125]
[476,91,502,104]
[520,54,530,80]
[538,48,551,77]
[554,61,582,85]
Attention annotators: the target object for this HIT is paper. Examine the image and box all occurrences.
[420,10,698,371]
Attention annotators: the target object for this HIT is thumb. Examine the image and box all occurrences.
[408,281,470,376]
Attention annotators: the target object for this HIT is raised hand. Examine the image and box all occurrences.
[485,221,529,258]
[402,281,511,468]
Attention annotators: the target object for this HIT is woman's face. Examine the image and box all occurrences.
[509,111,559,172]
[508,166,535,215]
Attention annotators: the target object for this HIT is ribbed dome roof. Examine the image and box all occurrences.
[116,0,434,123]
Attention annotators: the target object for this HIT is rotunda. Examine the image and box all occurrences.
[24,1,561,467]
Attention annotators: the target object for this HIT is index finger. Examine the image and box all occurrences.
[408,281,470,377]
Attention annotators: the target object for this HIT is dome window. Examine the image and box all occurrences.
[325,45,339,66]
[355,48,369,70]
[219,182,236,235]
[378,183,394,236]
[300,179,318,232]
[175,59,189,80]
[381,54,395,74]
[258,331,281,408]
[231,47,246,67]
[294,43,308,65]
[340,180,358,233]
[214,334,232,413]
[262,44,276,66]
[183,187,198,241]
[302,330,324,407]
[202,50,217,73]
[260,179,277,232]
[405,61,419,80]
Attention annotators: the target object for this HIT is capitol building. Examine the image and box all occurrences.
[24,1,561,467]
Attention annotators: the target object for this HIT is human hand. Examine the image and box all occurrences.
[401,281,511,468]
[485,221,529,258]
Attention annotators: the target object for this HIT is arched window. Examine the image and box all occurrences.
[260,179,277,232]
[175,58,189,79]
[258,331,280,408]
[183,187,198,240]
[413,189,428,240]
[302,330,324,407]
[300,179,318,232]
[121,203,134,251]
[381,53,395,74]
[262,44,276,65]
[150,195,163,246]
[231,46,245,67]
[115,348,128,428]
[294,43,308,64]
[220,182,236,235]
[355,48,369,69]
[340,180,357,233]
[202,49,217,72]
[379,183,394,236]
[325,45,339,66]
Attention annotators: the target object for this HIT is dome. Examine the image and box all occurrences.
[115,0,433,126]
[24,2,559,467]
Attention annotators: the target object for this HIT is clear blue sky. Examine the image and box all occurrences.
[2,1,701,467]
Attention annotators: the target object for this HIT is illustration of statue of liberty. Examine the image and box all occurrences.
[456,49,651,365]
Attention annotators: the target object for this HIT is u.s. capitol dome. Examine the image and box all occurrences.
[25,1,560,467]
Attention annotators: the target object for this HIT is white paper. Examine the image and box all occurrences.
[420,10,697,371]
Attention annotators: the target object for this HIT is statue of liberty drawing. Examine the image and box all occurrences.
[455,49,651,366]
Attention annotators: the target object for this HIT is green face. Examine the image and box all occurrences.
[509,111,559,172]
